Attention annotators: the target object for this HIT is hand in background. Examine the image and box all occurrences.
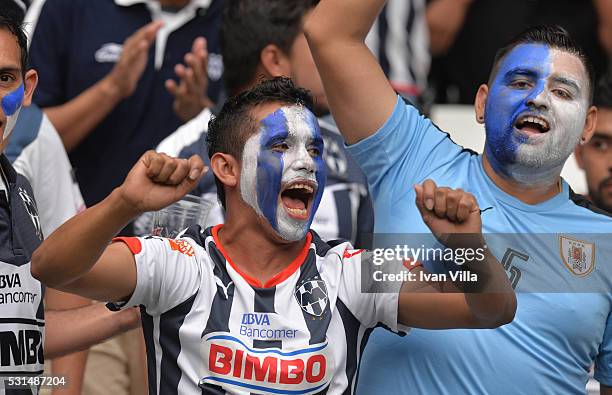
[166,37,214,122]
[106,21,163,99]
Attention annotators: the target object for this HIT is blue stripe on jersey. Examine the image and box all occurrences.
[332,189,352,242]
[141,310,158,395]
[159,292,198,394]
[294,250,332,345]
[253,287,282,350]
[336,300,360,395]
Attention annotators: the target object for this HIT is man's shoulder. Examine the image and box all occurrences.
[566,189,612,224]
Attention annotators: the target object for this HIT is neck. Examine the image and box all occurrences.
[482,152,562,205]
[218,208,307,286]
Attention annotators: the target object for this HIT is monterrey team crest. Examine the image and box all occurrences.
[295,279,328,317]
[559,236,595,277]
[18,187,42,241]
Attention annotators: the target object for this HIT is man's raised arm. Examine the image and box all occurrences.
[304,0,397,144]
[30,151,205,302]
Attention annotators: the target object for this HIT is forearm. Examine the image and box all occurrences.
[45,289,90,394]
[601,384,612,395]
[305,0,397,144]
[459,249,517,327]
[44,76,123,151]
[305,0,385,44]
[31,188,139,287]
[426,0,473,55]
[49,353,87,395]
[45,303,139,359]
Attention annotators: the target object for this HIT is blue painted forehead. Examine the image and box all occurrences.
[493,43,551,81]
[259,106,321,138]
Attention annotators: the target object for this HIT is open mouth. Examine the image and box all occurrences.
[280,180,317,221]
[514,115,550,135]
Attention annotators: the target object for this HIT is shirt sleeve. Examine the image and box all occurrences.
[595,310,612,386]
[13,114,85,237]
[110,236,202,315]
[338,249,403,332]
[346,96,464,206]
[29,0,73,107]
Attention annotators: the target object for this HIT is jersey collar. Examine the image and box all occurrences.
[211,224,313,289]
[478,156,570,212]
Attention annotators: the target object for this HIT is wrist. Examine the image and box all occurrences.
[107,188,143,223]
[100,73,126,101]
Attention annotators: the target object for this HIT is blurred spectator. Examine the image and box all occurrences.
[28,0,223,224]
[575,69,612,213]
[147,0,375,246]
[427,0,611,104]
[366,0,430,111]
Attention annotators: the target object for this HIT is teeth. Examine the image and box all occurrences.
[286,207,307,216]
[287,183,314,193]
[519,116,549,130]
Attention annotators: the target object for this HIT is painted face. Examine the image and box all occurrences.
[240,106,326,241]
[1,83,23,140]
[484,43,590,185]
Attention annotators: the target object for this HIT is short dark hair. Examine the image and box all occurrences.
[221,0,318,96]
[0,13,28,75]
[207,77,314,209]
[489,25,595,102]
[593,68,612,109]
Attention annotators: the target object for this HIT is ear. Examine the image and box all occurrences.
[579,105,598,143]
[210,152,240,189]
[22,69,38,107]
[474,84,489,124]
[260,44,291,78]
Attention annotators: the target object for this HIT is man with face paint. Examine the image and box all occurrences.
[0,12,147,395]
[30,77,516,395]
[576,71,612,214]
[307,3,612,394]
[145,0,374,246]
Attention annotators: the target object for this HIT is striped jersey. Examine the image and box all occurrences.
[110,225,401,395]
[0,155,45,395]
[365,0,429,99]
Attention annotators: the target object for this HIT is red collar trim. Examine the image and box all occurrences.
[211,224,312,288]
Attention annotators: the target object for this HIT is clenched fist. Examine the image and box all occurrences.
[117,151,206,214]
[415,179,484,249]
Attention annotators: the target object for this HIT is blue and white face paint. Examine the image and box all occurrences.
[240,106,325,241]
[1,83,24,141]
[484,43,590,186]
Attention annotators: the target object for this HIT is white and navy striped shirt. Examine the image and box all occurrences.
[366,0,429,99]
[111,225,401,395]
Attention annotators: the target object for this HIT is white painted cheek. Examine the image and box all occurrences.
[3,107,21,140]
[240,132,263,215]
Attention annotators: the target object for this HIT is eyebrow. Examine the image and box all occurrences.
[551,76,580,92]
[0,67,21,74]
[504,67,538,79]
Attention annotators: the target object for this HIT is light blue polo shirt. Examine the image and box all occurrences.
[349,96,612,394]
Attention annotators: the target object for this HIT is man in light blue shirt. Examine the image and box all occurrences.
[306,2,612,393]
